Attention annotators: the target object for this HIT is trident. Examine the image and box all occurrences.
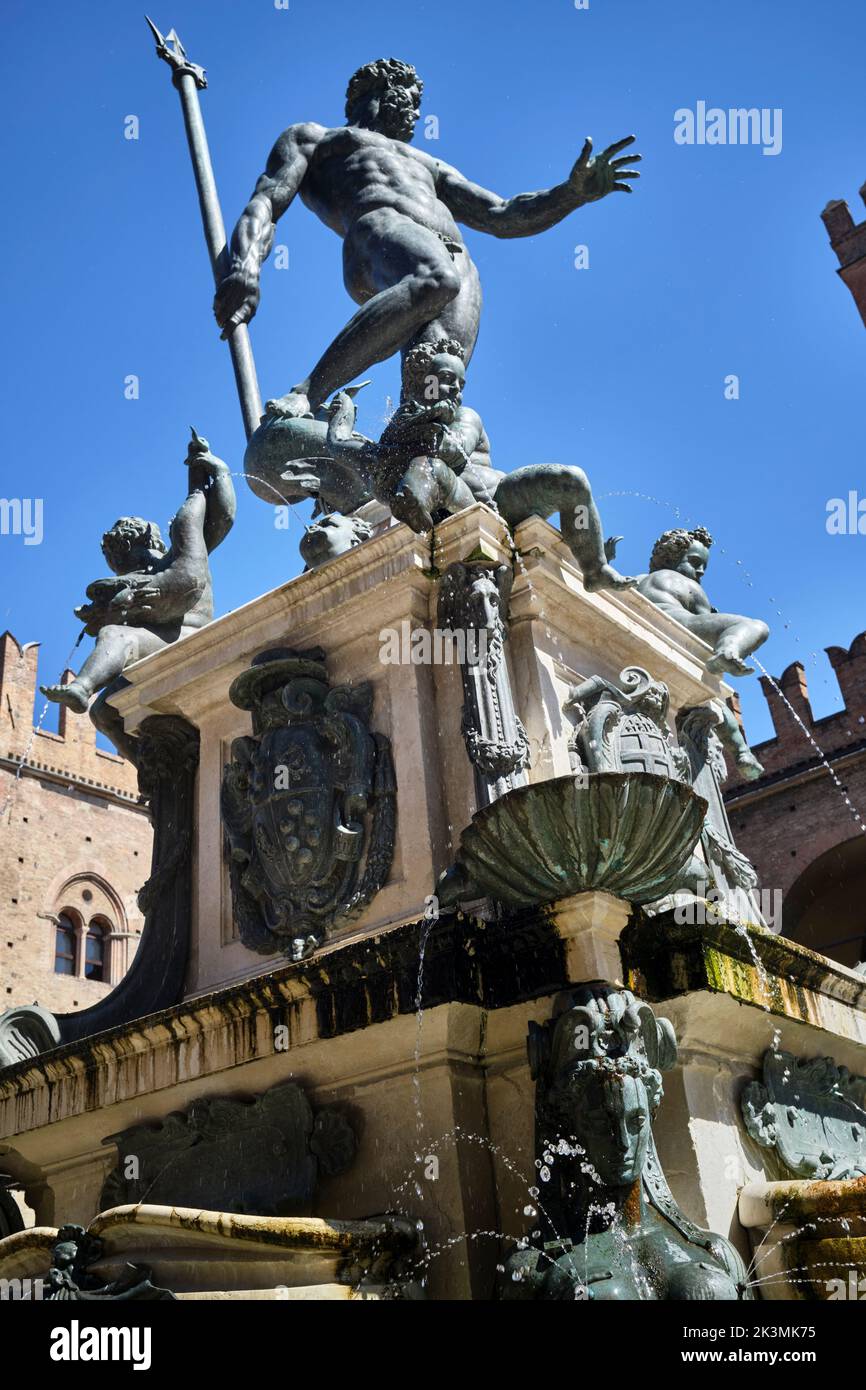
[146,17,263,441]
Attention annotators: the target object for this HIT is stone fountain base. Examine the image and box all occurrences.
[739,1177,866,1301]
[0,1205,420,1300]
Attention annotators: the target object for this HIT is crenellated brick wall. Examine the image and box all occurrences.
[822,181,866,330]
[724,631,866,967]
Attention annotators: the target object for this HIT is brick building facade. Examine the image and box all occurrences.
[725,631,866,970]
[0,632,151,1013]
[821,178,866,330]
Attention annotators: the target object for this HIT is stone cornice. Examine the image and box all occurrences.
[0,754,145,810]
[108,506,512,730]
[622,911,866,1034]
[0,909,562,1154]
[3,900,866,1161]
[507,515,733,710]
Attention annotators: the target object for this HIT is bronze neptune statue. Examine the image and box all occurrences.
[214,58,640,419]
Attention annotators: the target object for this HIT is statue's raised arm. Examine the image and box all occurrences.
[40,431,236,723]
[434,135,640,239]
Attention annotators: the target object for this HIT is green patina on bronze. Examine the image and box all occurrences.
[739,1053,866,1300]
[501,985,752,1301]
[743,1051,866,1180]
[438,668,709,911]
[222,646,396,962]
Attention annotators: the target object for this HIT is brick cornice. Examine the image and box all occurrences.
[0,754,146,811]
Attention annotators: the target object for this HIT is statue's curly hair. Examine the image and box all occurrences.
[649,525,713,573]
[101,517,165,572]
[401,337,465,403]
[345,58,423,119]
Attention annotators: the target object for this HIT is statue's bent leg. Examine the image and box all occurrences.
[391,456,475,533]
[296,212,464,410]
[494,465,635,592]
[76,626,154,698]
[90,680,139,762]
[663,611,769,676]
[714,700,764,781]
[42,626,167,711]
[702,615,769,676]
[405,251,482,366]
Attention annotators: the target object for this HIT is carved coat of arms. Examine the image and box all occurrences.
[566,666,692,782]
[222,647,396,961]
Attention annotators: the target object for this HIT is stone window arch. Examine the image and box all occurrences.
[46,874,128,985]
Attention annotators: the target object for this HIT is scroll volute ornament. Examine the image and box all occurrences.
[566,665,691,781]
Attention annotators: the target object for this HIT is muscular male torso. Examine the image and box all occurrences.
[294,124,464,244]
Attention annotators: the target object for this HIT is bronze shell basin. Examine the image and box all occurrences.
[441,771,707,909]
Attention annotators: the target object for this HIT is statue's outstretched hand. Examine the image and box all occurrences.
[213,267,260,338]
[568,135,641,203]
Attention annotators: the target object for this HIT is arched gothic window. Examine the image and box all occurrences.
[84,920,107,982]
[53,913,77,975]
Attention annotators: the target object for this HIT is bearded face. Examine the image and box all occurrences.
[355,80,420,141]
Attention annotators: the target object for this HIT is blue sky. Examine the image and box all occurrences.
[2,0,864,747]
